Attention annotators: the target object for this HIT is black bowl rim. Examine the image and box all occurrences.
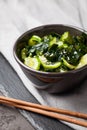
[13,24,87,76]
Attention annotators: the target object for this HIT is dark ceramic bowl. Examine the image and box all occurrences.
[13,24,87,93]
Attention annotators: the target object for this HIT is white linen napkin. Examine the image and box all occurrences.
[0,0,87,130]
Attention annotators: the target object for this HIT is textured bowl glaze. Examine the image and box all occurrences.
[13,24,87,93]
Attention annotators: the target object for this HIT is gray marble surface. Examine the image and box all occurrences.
[0,100,34,130]
[0,0,87,130]
[0,53,73,130]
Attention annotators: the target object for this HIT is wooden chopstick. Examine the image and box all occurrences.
[0,96,87,127]
[0,99,87,127]
[0,96,87,119]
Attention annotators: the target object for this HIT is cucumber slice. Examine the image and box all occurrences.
[76,54,87,69]
[57,41,68,48]
[39,55,61,69]
[60,32,72,44]
[62,58,75,69]
[28,35,41,46]
[24,56,40,70]
[21,48,28,60]
[50,37,57,46]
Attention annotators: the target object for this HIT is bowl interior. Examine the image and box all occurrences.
[14,24,86,75]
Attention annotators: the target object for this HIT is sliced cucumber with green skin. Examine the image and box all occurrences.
[57,41,68,48]
[24,56,40,70]
[75,54,87,69]
[50,37,57,46]
[39,55,61,69]
[60,32,72,44]
[62,58,75,69]
[28,35,41,46]
[21,48,28,60]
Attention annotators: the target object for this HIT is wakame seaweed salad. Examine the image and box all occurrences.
[20,31,87,72]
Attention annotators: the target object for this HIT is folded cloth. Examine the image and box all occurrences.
[0,0,87,130]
